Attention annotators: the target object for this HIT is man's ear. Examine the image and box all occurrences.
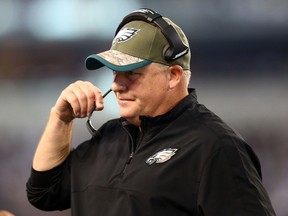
[168,65,183,89]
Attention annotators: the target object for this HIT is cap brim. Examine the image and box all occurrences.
[85,50,151,72]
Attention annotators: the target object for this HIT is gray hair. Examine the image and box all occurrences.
[183,70,191,86]
[156,63,191,87]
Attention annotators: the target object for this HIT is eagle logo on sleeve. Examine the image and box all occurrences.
[146,148,178,165]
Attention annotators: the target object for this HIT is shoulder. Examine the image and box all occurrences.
[71,118,123,159]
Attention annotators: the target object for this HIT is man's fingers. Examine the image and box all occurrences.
[65,87,83,117]
[83,81,104,112]
[71,81,103,117]
[55,81,105,120]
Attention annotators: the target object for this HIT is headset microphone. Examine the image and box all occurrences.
[86,89,112,138]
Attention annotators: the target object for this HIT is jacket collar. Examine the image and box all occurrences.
[120,88,198,130]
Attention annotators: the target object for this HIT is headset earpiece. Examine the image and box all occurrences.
[163,44,173,61]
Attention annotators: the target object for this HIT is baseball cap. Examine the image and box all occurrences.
[85,12,191,72]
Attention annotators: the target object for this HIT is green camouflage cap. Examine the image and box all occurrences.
[85,18,191,72]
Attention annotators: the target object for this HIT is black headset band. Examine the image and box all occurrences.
[115,8,189,62]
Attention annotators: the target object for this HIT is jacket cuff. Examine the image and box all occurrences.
[28,163,65,188]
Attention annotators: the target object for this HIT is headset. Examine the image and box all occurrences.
[115,8,189,62]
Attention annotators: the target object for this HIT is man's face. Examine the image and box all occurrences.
[111,63,171,126]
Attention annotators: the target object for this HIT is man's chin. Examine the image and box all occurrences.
[120,114,140,126]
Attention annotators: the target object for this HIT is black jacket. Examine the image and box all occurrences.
[26,89,276,216]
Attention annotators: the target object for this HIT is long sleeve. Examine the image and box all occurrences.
[197,136,276,216]
[26,157,71,211]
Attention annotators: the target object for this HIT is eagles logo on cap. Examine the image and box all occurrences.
[112,28,140,45]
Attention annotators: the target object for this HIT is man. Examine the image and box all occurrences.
[26,8,276,216]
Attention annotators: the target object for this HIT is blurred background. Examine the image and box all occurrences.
[0,0,287,215]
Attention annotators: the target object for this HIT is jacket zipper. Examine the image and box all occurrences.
[120,152,134,177]
[120,126,142,178]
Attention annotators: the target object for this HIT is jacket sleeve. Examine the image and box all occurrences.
[197,136,276,216]
[26,158,71,211]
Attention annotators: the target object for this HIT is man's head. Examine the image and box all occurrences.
[85,8,191,126]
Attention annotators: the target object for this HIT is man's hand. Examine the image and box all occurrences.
[53,80,105,123]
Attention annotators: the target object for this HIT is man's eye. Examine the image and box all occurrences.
[127,71,141,77]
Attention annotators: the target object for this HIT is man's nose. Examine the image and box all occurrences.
[111,72,127,92]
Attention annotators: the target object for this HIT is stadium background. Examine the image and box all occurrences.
[0,0,287,215]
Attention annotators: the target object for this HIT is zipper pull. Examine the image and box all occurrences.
[126,152,134,164]
[120,152,134,178]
